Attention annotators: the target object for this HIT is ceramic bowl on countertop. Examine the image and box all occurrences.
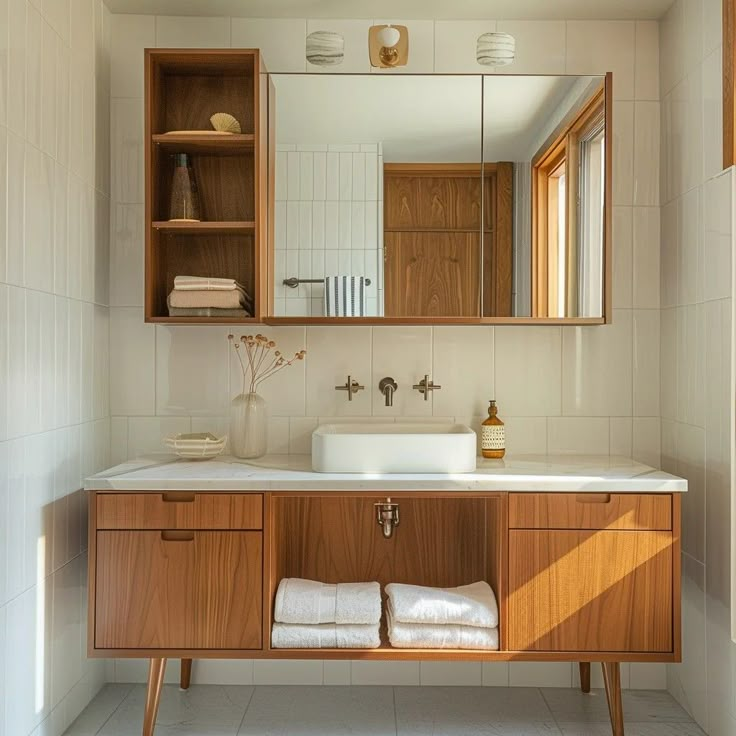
[164,432,227,460]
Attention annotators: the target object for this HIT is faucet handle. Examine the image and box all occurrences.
[413,374,442,401]
[335,375,364,401]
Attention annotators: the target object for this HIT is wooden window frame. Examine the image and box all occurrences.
[531,74,612,321]
[725,0,736,168]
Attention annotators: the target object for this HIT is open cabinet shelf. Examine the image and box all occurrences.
[145,49,267,323]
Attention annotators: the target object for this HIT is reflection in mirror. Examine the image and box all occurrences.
[482,75,607,318]
[271,74,482,318]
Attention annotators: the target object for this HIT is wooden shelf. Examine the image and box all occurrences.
[148,316,260,324]
[153,221,256,235]
[153,133,255,154]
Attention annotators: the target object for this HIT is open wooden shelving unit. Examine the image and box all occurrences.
[144,49,268,323]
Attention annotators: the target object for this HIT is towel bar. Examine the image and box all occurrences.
[283,277,372,289]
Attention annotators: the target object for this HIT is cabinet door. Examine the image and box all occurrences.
[95,531,262,650]
[508,530,673,652]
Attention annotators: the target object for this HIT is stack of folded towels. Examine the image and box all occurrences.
[271,578,381,649]
[167,275,253,318]
[385,581,499,650]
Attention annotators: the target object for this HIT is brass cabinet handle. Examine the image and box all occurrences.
[575,493,612,504]
[161,492,196,503]
[160,530,195,542]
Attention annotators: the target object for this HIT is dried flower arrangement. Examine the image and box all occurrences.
[228,333,306,394]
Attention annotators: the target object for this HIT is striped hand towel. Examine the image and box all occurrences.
[324,276,368,317]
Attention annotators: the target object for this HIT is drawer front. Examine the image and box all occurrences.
[509,493,672,530]
[95,530,262,649]
[96,492,262,530]
[507,530,673,652]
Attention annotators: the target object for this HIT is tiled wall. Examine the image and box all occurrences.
[106,13,666,690]
[0,0,112,733]
[659,1,736,734]
[273,143,383,317]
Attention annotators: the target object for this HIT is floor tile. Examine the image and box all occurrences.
[98,685,253,735]
[237,686,396,735]
[557,724,707,735]
[541,688,693,724]
[395,686,560,734]
[64,684,134,735]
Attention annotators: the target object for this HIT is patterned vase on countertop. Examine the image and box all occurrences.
[229,392,267,459]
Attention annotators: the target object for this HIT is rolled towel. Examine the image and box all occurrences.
[385,581,498,629]
[168,288,249,310]
[386,605,499,650]
[271,622,380,649]
[174,275,243,291]
[274,578,381,625]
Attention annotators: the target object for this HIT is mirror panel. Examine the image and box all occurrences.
[270,73,609,323]
[482,74,607,319]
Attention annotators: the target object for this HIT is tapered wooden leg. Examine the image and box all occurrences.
[601,662,625,736]
[579,662,591,693]
[180,659,192,690]
[143,658,167,736]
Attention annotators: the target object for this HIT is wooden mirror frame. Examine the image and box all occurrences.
[264,72,613,327]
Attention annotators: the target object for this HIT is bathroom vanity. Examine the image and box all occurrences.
[85,455,684,736]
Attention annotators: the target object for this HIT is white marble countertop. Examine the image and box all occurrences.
[85,454,687,493]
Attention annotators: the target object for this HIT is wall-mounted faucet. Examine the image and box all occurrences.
[375,498,400,538]
[335,375,364,401]
[378,377,398,407]
[413,374,442,401]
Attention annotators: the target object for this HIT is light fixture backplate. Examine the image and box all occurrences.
[369,24,409,68]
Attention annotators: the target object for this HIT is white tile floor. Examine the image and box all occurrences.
[63,683,707,736]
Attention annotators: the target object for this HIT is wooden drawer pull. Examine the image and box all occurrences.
[161,492,196,503]
[575,494,611,504]
[161,530,195,542]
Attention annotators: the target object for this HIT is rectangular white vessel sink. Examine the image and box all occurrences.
[312,423,477,473]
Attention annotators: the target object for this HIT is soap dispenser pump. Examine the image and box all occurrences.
[481,400,505,459]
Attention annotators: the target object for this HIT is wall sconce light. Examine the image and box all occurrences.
[369,24,409,68]
[306,30,345,66]
[476,32,515,67]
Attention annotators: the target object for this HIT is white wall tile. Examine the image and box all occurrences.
[509,662,572,688]
[633,417,661,468]
[7,0,26,138]
[566,21,635,100]
[110,307,155,416]
[127,416,191,458]
[155,15,230,47]
[110,14,153,98]
[613,101,634,206]
[254,660,323,685]
[561,311,633,417]
[111,98,144,204]
[633,309,660,417]
[494,327,561,417]
[372,327,432,417]
[231,18,306,72]
[635,21,660,100]
[496,21,565,75]
[25,3,41,147]
[634,102,660,206]
[420,662,482,686]
[612,207,632,308]
[633,206,660,309]
[351,661,419,686]
[547,417,610,455]
[434,20,496,73]
[6,131,25,287]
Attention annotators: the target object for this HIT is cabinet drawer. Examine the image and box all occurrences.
[509,493,671,530]
[96,492,262,530]
[507,530,673,652]
[95,530,262,650]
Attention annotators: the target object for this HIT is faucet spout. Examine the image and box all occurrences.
[378,377,398,407]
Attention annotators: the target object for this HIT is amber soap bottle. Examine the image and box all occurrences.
[481,400,505,459]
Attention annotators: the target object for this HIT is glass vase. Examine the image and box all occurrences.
[168,153,201,222]
[229,392,268,459]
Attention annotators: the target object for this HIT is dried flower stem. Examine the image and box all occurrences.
[228,334,306,394]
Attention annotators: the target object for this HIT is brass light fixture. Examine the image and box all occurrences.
[369,24,409,68]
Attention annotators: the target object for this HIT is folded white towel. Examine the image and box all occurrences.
[174,275,243,291]
[386,606,499,650]
[271,622,380,649]
[274,578,381,625]
[385,581,498,629]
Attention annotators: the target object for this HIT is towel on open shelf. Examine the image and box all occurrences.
[168,287,250,311]
[274,578,381,625]
[324,276,368,317]
[166,302,251,318]
[386,606,499,650]
[271,622,380,649]
[173,275,244,291]
[385,581,498,629]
